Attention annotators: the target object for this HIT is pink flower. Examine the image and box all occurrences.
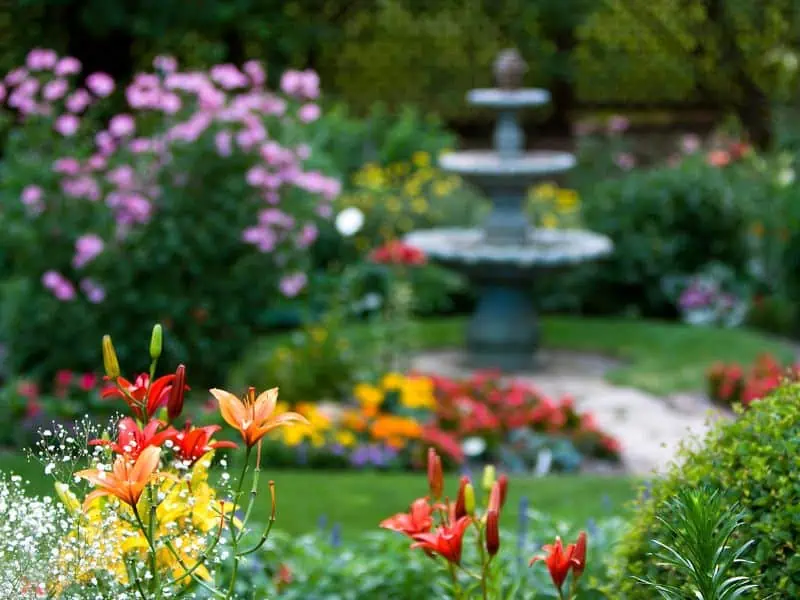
[280,69,320,99]
[42,271,62,289]
[55,57,82,77]
[54,280,76,301]
[95,131,116,154]
[79,373,98,391]
[210,64,249,89]
[243,60,266,86]
[5,67,29,86]
[106,165,135,188]
[613,152,636,171]
[73,234,105,269]
[43,78,69,101]
[153,55,178,73]
[681,134,701,154]
[66,89,92,113]
[215,131,232,157]
[297,223,318,248]
[54,114,80,136]
[26,49,58,71]
[246,165,269,187]
[241,226,277,252]
[86,72,115,97]
[53,157,81,175]
[80,278,106,303]
[160,93,181,114]
[606,115,630,134]
[296,144,311,160]
[0,83,5,103]
[279,273,308,298]
[61,175,100,200]
[21,185,45,215]
[88,154,107,170]
[126,85,157,109]
[128,138,152,153]
[109,113,136,137]
[298,103,321,123]
[259,208,294,228]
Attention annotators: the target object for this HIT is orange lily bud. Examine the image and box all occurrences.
[427,448,443,500]
[485,508,500,556]
[167,364,186,421]
[497,474,509,509]
[454,475,470,520]
[573,531,587,579]
[488,480,502,514]
[102,335,120,378]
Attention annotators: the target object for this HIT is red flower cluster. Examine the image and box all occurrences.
[420,371,621,463]
[369,240,426,266]
[530,532,588,596]
[707,353,800,408]
[706,140,751,168]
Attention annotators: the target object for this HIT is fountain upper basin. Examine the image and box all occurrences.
[439,150,576,182]
[467,88,550,109]
[405,227,613,269]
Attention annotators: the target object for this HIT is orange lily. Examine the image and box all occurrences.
[209,386,309,447]
[75,445,167,509]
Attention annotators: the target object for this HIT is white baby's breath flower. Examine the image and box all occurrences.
[335,207,365,237]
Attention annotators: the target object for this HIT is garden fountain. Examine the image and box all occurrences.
[405,49,613,371]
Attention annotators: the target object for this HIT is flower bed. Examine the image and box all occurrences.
[706,353,800,408]
[260,370,622,473]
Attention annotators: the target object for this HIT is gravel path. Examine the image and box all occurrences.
[411,349,732,476]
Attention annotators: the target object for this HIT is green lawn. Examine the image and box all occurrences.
[0,452,638,538]
[236,316,795,396]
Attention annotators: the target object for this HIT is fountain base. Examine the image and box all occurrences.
[466,283,538,371]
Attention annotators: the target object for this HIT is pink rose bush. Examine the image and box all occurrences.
[0,49,340,385]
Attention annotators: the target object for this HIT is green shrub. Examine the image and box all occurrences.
[611,382,800,598]
[576,159,753,317]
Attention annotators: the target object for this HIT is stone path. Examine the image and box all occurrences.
[411,349,732,476]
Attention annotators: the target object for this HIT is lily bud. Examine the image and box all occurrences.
[497,473,509,509]
[488,480,502,513]
[573,531,587,579]
[427,448,443,500]
[482,464,496,492]
[149,324,163,361]
[485,508,500,556]
[454,475,470,520]
[102,335,120,378]
[167,364,186,421]
[464,482,476,516]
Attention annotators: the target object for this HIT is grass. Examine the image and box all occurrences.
[0,451,638,538]
[235,316,795,396]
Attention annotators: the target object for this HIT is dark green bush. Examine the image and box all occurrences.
[611,382,800,598]
[577,160,753,317]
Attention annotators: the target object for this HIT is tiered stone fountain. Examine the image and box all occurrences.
[406,50,613,371]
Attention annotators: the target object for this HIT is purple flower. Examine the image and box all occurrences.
[52,157,81,175]
[243,60,266,86]
[42,78,69,101]
[72,234,105,269]
[26,48,58,71]
[613,152,636,171]
[42,271,75,301]
[65,89,91,113]
[153,55,178,73]
[298,103,321,123]
[607,115,630,134]
[297,223,318,249]
[0,84,5,104]
[279,272,308,298]
[54,114,79,136]
[259,208,294,228]
[280,69,320,100]
[241,226,277,253]
[5,67,28,86]
[80,278,106,303]
[86,72,114,97]
[109,114,135,137]
[215,131,233,157]
[55,57,81,77]
[210,64,249,89]
[21,185,45,215]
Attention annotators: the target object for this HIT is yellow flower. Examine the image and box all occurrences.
[336,430,357,447]
[282,426,307,447]
[555,189,579,211]
[531,182,558,201]
[432,180,450,197]
[354,383,384,417]
[381,372,406,390]
[542,213,559,229]
[411,196,429,214]
[412,151,431,168]
[309,326,328,343]
[403,179,422,197]
[399,377,436,410]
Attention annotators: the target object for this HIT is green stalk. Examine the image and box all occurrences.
[225,446,252,599]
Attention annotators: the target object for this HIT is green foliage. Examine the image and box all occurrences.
[634,487,756,600]
[612,383,800,598]
[577,159,752,317]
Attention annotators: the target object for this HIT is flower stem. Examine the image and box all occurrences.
[225,446,252,599]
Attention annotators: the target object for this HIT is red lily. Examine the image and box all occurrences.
[380,497,434,537]
[102,372,186,421]
[168,422,237,465]
[411,516,472,565]
[529,534,586,592]
[89,417,175,460]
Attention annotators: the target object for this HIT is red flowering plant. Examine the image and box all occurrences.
[422,371,621,472]
[707,353,800,408]
[20,322,310,598]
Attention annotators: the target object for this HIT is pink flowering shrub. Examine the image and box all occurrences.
[0,49,340,387]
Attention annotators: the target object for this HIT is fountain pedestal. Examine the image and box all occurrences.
[404,50,613,371]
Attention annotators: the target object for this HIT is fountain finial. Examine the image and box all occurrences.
[493,49,527,90]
